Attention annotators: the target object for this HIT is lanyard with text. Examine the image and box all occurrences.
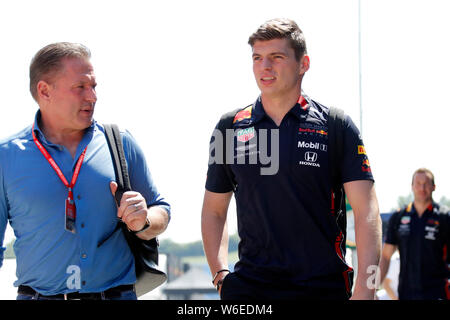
[31,124,87,234]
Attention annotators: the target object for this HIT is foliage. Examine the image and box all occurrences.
[395,193,413,210]
[3,234,241,260]
[4,239,15,259]
[159,233,240,258]
[394,193,450,211]
[439,196,450,208]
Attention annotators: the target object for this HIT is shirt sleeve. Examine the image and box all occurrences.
[340,114,374,184]
[121,130,171,221]
[0,155,8,267]
[444,209,450,266]
[205,122,234,193]
[385,211,400,245]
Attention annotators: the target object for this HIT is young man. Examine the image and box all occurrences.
[202,18,381,300]
[0,42,170,300]
[379,168,450,300]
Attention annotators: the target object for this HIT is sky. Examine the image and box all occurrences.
[0,0,449,244]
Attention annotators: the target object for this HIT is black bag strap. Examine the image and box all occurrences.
[104,124,131,205]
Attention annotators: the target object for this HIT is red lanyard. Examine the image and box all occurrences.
[31,123,87,202]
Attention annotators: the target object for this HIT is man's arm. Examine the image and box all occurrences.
[383,277,398,300]
[110,182,170,241]
[378,243,397,287]
[344,180,382,300]
[201,189,233,292]
[0,164,8,268]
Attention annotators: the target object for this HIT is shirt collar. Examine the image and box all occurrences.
[407,202,435,215]
[31,110,97,146]
[288,93,311,121]
[253,93,311,123]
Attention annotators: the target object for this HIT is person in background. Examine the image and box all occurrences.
[377,250,400,300]
[379,168,450,300]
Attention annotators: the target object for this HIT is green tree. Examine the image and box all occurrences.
[394,193,413,210]
[4,239,15,259]
[159,233,240,257]
[394,194,450,211]
[439,196,450,208]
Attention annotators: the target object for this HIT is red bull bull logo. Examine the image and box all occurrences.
[361,158,371,172]
[233,106,252,124]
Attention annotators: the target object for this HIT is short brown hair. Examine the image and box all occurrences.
[29,42,91,101]
[248,18,307,61]
[412,168,435,186]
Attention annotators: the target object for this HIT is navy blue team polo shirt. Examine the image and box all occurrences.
[385,202,450,299]
[206,94,374,291]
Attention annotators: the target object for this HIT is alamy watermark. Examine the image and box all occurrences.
[209,128,280,175]
[66,265,81,290]
[366,265,381,290]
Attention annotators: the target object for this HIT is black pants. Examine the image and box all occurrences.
[220,272,350,300]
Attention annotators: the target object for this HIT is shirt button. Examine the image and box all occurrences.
[81,223,85,228]
[82,253,87,259]
[82,281,86,286]
[77,195,81,200]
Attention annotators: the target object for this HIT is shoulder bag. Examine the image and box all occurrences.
[103,124,167,297]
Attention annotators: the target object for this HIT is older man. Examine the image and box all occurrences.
[0,42,170,300]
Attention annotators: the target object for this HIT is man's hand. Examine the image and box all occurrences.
[110,181,148,232]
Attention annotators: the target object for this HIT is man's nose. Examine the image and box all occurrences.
[85,87,97,103]
[261,57,273,70]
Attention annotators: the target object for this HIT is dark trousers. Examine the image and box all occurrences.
[220,272,350,300]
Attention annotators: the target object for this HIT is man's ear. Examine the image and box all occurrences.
[300,54,310,75]
[36,80,51,102]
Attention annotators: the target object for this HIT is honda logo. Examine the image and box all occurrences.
[305,151,318,162]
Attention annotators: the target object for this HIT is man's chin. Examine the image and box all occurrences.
[77,118,94,130]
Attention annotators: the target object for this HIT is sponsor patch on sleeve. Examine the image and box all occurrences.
[361,157,371,172]
[358,145,366,155]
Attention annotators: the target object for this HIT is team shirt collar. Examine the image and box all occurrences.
[237,93,311,126]
[406,202,435,215]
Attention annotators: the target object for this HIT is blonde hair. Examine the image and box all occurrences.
[412,168,435,186]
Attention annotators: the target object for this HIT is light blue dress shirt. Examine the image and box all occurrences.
[0,111,170,295]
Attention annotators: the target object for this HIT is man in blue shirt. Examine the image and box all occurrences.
[0,42,170,300]
[201,18,381,300]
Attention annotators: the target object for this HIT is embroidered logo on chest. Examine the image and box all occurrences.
[236,127,256,143]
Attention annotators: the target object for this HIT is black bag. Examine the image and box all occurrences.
[103,124,167,297]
